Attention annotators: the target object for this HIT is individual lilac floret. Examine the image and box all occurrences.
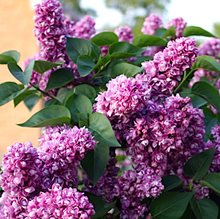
[141,14,162,35]
[0,142,42,196]
[141,37,198,98]
[34,0,66,61]
[73,15,96,39]
[115,26,133,43]
[118,167,164,218]
[167,17,187,38]
[27,184,95,219]
[38,125,96,190]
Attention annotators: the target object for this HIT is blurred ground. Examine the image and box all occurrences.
[0,1,41,160]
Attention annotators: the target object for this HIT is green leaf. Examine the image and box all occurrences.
[77,55,96,77]
[46,68,74,90]
[24,94,40,111]
[133,34,167,47]
[18,105,71,127]
[0,50,20,64]
[34,60,63,74]
[89,112,121,147]
[74,84,97,102]
[109,42,142,58]
[86,194,115,219]
[201,173,220,195]
[191,81,220,113]
[193,55,220,73]
[14,90,37,107]
[81,142,109,184]
[162,175,182,191]
[183,148,215,180]
[0,82,24,106]
[150,192,193,219]
[8,60,35,85]
[91,31,118,46]
[65,94,92,123]
[184,26,215,37]
[111,62,142,77]
[66,37,100,63]
[190,198,219,219]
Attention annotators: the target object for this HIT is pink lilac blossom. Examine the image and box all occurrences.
[141,14,162,35]
[167,17,187,38]
[115,26,133,43]
[73,15,96,40]
[27,184,95,219]
[38,125,96,190]
[34,0,66,62]
[118,167,163,219]
[140,37,198,99]
[0,142,42,196]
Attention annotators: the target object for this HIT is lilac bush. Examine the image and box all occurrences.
[1,1,220,218]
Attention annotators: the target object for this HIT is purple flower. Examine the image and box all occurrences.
[38,125,96,190]
[27,184,95,218]
[0,142,42,196]
[34,0,66,62]
[167,17,187,38]
[142,14,162,35]
[73,15,96,40]
[115,26,133,43]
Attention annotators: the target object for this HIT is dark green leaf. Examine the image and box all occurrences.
[65,94,92,123]
[34,60,63,74]
[14,90,37,107]
[201,173,220,195]
[18,105,71,127]
[109,42,142,58]
[193,55,220,73]
[150,192,193,219]
[24,94,40,111]
[0,82,23,106]
[8,60,35,85]
[46,68,74,90]
[111,62,142,77]
[0,50,20,64]
[81,142,109,184]
[86,194,115,218]
[56,88,73,103]
[183,148,215,180]
[162,175,182,191]
[133,34,167,47]
[77,55,96,77]
[191,81,220,113]
[74,84,97,102]
[66,37,100,63]
[89,112,121,147]
[184,26,215,37]
[190,198,219,219]
[91,32,118,46]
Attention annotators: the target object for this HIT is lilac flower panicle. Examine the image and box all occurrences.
[73,15,96,39]
[167,17,187,38]
[115,26,133,43]
[27,184,95,219]
[142,14,162,35]
[38,125,96,190]
[34,0,66,62]
[0,142,41,196]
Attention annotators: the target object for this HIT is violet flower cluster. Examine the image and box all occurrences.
[0,125,96,218]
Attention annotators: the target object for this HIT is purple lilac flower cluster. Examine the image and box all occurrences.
[115,26,133,43]
[139,37,198,99]
[141,14,162,35]
[167,17,187,38]
[0,125,96,218]
[27,184,94,218]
